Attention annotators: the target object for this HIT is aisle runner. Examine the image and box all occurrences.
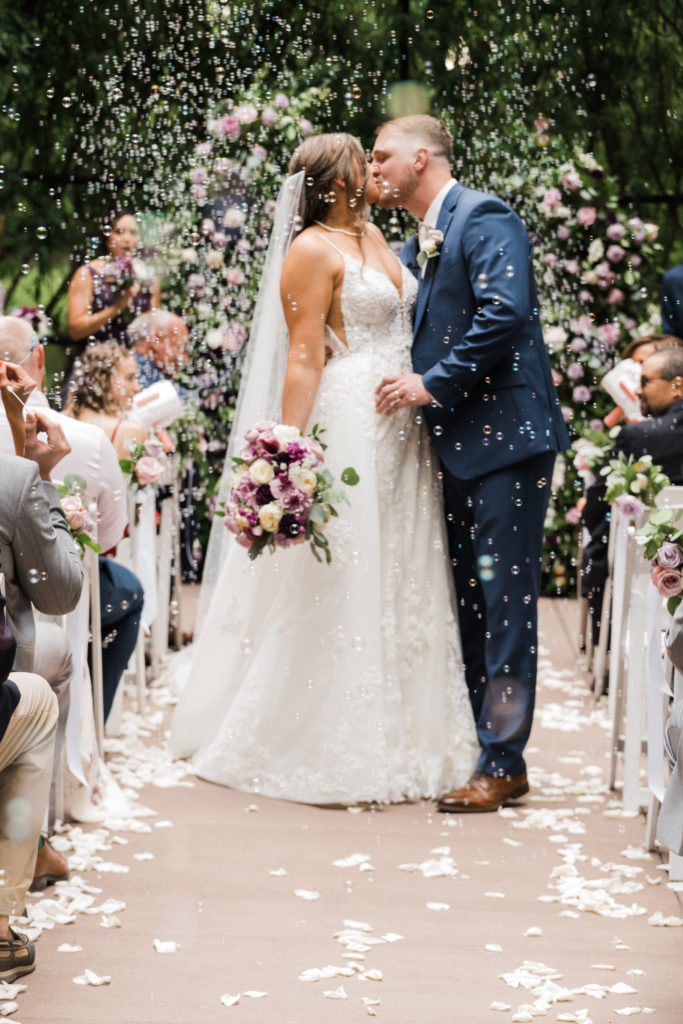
[5,657,683,1022]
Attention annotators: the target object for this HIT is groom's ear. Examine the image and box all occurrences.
[414,147,429,171]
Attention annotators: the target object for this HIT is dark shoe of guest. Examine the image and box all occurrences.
[29,837,69,892]
[0,928,35,982]
[437,771,529,813]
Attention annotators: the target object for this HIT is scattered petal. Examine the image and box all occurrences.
[490,1002,512,1011]
[333,854,371,868]
[590,964,616,971]
[648,911,683,926]
[426,902,450,911]
[243,991,268,998]
[523,927,543,937]
[133,852,154,861]
[220,993,240,1007]
[381,933,404,942]
[57,944,82,953]
[485,944,503,952]
[269,868,287,877]
[73,969,111,986]
[323,986,347,999]
[611,983,638,994]
[154,820,174,828]
[153,939,179,953]
[359,969,382,981]
[294,889,320,901]
[244,804,259,813]
[99,915,122,928]
[343,920,372,932]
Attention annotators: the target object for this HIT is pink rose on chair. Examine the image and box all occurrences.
[651,564,683,599]
[135,456,165,487]
[61,495,85,532]
[614,493,645,519]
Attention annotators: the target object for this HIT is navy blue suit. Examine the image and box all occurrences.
[662,263,683,339]
[403,182,569,777]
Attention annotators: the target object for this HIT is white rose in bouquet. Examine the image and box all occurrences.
[273,424,301,449]
[259,502,283,533]
[289,465,317,494]
[250,458,275,485]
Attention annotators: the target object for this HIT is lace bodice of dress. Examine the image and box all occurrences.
[324,253,418,362]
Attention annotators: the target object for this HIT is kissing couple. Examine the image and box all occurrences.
[171,115,569,812]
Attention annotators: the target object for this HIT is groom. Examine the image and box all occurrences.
[373,115,569,812]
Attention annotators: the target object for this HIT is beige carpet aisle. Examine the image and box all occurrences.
[10,598,683,1024]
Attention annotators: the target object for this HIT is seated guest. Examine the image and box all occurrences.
[662,263,683,339]
[582,344,683,642]
[127,310,190,394]
[0,321,144,724]
[62,342,146,461]
[0,396,83,887]
[0,672,58,981]
[67,209,160,346]
[603,334,683,429]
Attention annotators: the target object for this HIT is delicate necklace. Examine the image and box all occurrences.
[314,220,365,238]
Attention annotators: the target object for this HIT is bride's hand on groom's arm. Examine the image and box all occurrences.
[375,372,432,415]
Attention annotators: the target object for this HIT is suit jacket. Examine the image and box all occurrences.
[402,183,569,479]
[661,262,683,339]
[0,455,83,670]
[582,399,683,591]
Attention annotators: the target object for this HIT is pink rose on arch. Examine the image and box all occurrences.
[252,144,267,162]
[236,238,252,253]
[651,563,683,599]
[564,259,580,275]
[566,362,584,381]
[561,170,581,191]
[633,230,646,245]
[225,267,246,287]
[213,157,233,176]
[300,118,314,137]
[577,206,597,227]
[543,252,558,267]
[656,542,683,569]
[219,115,241,140]
[607,222,626,241]
[274,93,289,109]
[543,187,562,208]
[561,406,574,423]
[573,453,590,472]
[631,254,642,268]
[195,141,212,158]
[570,336,587,352]
[222,323,248,353]
[624,317,637,331]
[606,244,625,263]
[628,217,643,231]
[578,290,593,304]
[234,103,258,124]
[556,224,571,241]
[572,315,593,335]
[135,456,165,487]
[597,322,620,346]
[607,288,625,305]
[566,505,582,525]
[572,385,592,403]
[644,223,659,241]
[261,107,278,127]
[189,167,207,184]
[188,272,206,293]
[190,184,207,201]
[551,369,563,387]
[61,495,85,532]
[263,200,277,216]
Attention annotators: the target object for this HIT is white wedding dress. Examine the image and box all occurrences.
[170,246,478,803]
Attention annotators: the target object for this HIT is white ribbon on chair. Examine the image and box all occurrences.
[646,581,674,803]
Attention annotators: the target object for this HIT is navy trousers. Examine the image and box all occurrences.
[93,559,144,721]
[441,450,555,777]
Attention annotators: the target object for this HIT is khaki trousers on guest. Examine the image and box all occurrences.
[0,673,57,916]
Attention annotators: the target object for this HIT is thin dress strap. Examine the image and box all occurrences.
[110,419,124,443]
[315,232,348,258]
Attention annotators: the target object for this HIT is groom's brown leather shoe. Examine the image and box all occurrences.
[437,771,529,813]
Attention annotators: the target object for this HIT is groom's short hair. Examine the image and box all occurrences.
[377,115,453,163]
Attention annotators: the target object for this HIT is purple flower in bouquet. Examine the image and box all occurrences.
[107,255,136,292]
[572,385,592,403]
[651,563,683,599]
[577,206,597,227]
[607,223,626,241]
[614,493,646,519]
[656,542,683,569]
[261,107,278,127]
[606,244,626,264]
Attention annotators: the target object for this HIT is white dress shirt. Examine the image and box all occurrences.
[0,391,128,553]
[422,177,458,234]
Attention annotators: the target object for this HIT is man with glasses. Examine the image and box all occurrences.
[582,341,683,649]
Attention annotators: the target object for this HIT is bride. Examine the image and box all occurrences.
[170,133,477,804]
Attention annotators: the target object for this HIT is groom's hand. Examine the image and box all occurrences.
[375,372,432,415]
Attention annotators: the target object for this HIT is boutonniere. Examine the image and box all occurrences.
[416,228,444,272]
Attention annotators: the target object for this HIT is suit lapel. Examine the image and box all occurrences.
[413,183,462,337]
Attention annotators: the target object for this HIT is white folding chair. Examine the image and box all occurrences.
[150,454,180,674]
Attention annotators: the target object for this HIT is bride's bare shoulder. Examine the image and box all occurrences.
[283,227,340,274]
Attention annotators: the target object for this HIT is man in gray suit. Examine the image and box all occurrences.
[0,365,83,901]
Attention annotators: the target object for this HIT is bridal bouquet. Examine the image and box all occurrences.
[56,475,102,557]
[224,421,359,563]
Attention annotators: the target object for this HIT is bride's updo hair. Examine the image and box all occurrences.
[289,133,368,231]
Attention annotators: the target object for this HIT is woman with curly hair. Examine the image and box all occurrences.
[62,342,146,460]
